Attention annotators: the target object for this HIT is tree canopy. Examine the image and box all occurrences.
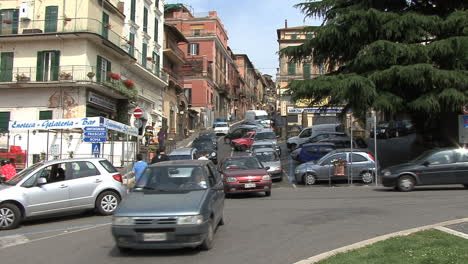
[281,0,468,129]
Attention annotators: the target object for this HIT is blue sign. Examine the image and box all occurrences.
[84,131,108,137]
[464,116,468,128]
[84,126,107,132]
[92,143,101,157]
[84,137,107,143]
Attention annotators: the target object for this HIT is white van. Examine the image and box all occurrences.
[245,110,269,122]
[286,123,342,150]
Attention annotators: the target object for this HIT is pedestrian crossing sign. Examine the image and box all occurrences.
[92,143,101,157]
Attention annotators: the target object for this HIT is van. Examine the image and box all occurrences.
[286,123,342,150]
[245,110,269,122]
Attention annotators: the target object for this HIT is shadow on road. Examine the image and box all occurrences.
[20,210,103,227]
[109,247,200,258]
[372,186,466,192]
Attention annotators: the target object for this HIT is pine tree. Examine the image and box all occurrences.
[282,0,467,145]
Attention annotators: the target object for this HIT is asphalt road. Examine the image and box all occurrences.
[1,135,468,264]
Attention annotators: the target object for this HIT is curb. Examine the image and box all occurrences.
[294,217,468,264]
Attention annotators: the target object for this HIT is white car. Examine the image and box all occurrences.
[214,122,229,135]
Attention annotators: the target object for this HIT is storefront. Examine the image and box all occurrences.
[86,91,118,119]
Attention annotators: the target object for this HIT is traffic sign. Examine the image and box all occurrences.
[83,137,107,143]
[84,131,108,137]
[134,118,143,128]
[92,143,101,157]
[84,126,107,132]
[133,108,143,118]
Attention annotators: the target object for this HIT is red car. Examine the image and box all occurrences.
[219,156,272,196]
[231,131,256,151]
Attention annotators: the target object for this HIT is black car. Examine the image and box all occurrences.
[317,136,368,149]
[382,148,468,192]
[371,121,412,139]
[193,140,218,164]
[224,125,259,143]
[196,133,218,148]
[296,132,346,149]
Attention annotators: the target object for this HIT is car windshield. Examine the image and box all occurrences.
[255,115,268,120]
[4,163,43,185]
[243,133,253,138]
[169,155,192,160]
[134,166,208,191]
[193,142,215,151]
[255,132,276,140]
[253,144,272,150]
[216,118,227,122]
[223,158,263,170]
[255,152,277,162]
[215,123,228,127]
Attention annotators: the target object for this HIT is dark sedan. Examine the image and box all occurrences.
[112,160,224,251]
[382,148,468,192]
[193,140,218,164]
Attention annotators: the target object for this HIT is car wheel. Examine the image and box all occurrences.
[117,246,131,253]
[96,191,121,216]
[397,175,416,192]
[361,172,374,184]
[219,213,225,226]
[239,145,247,151]
[0,203,21,230]
[265,191,271,197]
[303,173,316,185]
[289,144,297,151]
[463,184,468,189]
[200,220,214,250]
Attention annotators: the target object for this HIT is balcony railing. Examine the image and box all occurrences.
[0,65,137,99]
[0,18,130,54]
[182,30,217,37]
[133,49,169,82]
[181,57,213,81]
[165,40,185,60]
[163,67,184,89]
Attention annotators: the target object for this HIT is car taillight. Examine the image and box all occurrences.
[367,153,375,161]
[113,174,123,182]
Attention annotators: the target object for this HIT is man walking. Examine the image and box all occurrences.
[132,154,147,182]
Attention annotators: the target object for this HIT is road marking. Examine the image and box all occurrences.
[0,220,112,238]
[435,226,468,240]
[0,235,29,249]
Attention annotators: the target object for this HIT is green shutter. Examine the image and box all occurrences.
[303,63,311,79]
[143,7,148,33]
[36,51,44,81]
[154,18,158,41]
[0,52,14,82]
[96,55,102,82]
[51,50,60,81]
[142,43,147,68]
[12,9,19,34]
[0,112,11,133]
[129,33,135,56]
[102,12,109,39]
[106,60,111,81]
[288,63,295,75]
[39,110,53,120]
[44,6,58,33]
[130,0,136,21]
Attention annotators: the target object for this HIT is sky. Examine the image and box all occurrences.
[166,0,323,77]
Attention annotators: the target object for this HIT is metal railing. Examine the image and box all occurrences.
[181,57,213,81]
[133,49,169,82]
[0,18,130,54]
[165,40,185,60]
[163,67,184,88]
[182,30,217,37]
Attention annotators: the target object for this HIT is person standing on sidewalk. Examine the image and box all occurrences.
[132,154,147,182]
[1,160,17,182]
[157,128,166,149]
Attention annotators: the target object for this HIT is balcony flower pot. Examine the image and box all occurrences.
[127,40,134,45]
[108,72,121,81]
[123,79,135,88]
[2,19,12,24]
[15,74,30,82]
[87,72,95,80]
[59,72,73,80]
[64,18,72,22]
[146,57,153,62]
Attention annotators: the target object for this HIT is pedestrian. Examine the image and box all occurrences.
[132,154,148,182]
[1,160,17,182]
[198,153,209,160]
[157,128,166,149]
[151,147,170,164]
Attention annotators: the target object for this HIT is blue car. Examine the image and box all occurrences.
[298,143,336,163]
[213,118,228,128]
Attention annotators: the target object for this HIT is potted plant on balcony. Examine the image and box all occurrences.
[104,23,112,29]
[331,158,347,176]
[15,73,30,82]
[127,40,134,45]
[2,19,12,24]
[64,17,72,22]
[87,72,95,80]
[146,57,153,62]
[108,72,121,81]
[123,79,135,88]
[59,71,73,80]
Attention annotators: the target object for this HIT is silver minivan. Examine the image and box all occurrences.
[0,158,127,230]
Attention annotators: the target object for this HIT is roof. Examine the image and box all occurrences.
[164,23,188,43]
[148,160,210,167]
[168,148,195,155]
[39,158,107,166]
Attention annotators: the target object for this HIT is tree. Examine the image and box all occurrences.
[281,0,468,145]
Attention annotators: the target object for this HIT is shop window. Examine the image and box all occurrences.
[39,110,53,120]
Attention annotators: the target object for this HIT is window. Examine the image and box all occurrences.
[129,33,135,56]
[306,34,313,39]
[102,12,109,39]
[44,6,58,33]
[96,55,111,82]
[0,112,10,133]
[427,150,455,165]
[100,160,118,173]
[142,43,148,68]
[318,64,326,75]
[40,163,67,183]
[36,51,60,81]
[350,154,368,163]
[320,146,335,154]
[69,162,100,179]
[299,129,312,138]
[287,63,296,75]
[322,154,347,165]
[0,52,14,82]
[39,110,52,120]
[305,146,318,155]
[303,63,311,79]
[188,43,199,55]
[291,34,298,39]
[153,52,160,73]
[154,17,159,41]
[155,0,159,8]
[0,9,19,35]
[143,7,148,33]
[130,0,136,21]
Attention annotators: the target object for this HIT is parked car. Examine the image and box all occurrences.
[253,129,281,156]
[214,122,230,136]
[382,148,468,192]
[370,120,413,138]
[224,125,259,143]
[231,131,256,151]
[317,137,368,149]
[219,156,272,196]
[168,148,199,160]
[249,141,280,156]
[287,123,342,150]
[193,140,217,164]
[297,132,346,149]
[213,117,229,128]
[297,143,337,163]
[245,110,269,122]
[112,160,224,251]
[294,150,377,185]
[0,158,126,230]
[252,148,282,181]
[197,132,218,146]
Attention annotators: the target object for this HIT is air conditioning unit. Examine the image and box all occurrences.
[19,2,32,21]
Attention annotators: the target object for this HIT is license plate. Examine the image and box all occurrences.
[142,233,167,242]
[245,183,256,188]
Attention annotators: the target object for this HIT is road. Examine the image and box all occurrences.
[1,135,467,264]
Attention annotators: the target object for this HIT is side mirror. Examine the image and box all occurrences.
[423,161,430,167]
[37,177,47,186]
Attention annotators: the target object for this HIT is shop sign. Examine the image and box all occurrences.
[9,117,100,131]
[88,92,117,111]
[102,118,139,136]
[287,108,344,114]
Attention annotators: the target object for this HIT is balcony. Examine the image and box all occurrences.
[0,65,137,99]
[181,57,213,82]
[163,67,184,90]
[182,30,217,38]
[0,18,130,56]
[163,40,185,65]
[132,49,169,83]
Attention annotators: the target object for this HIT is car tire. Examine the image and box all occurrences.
[219,213,225,226]
[463,184,468,189]
[361,172,374,184]
[397,175,416,192]
[265,191,271,197]
[289,144,297,151]
[0,203,21,230]
[117,246,131,254]
[96,191,121,216]
[200,220,214,250]
[303,173,316,185]
[239,145,247,151]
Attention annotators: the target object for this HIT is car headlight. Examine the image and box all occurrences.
[262,174,271,181]
[383,170,392,176]
[211,152,216,157]
[380,129,386,133]
[268,167,282,172]
[177,215,204,225]
[226,177,237,183]
[112,217,134,226]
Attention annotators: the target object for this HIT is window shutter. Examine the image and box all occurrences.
[288,63,295,75]
[39,110,53,120]
[106,60,111,81]
[130,0,136,21]
[51,50,60,80]
[0,52,14,82]
[143,7,148,33]
[12,9,19,34]
[154,17,158,41]
[129,33,135,56]
[36,51,45,81]
[303,63,311,79]
[142,43,147,68]
[96,55,102,82]
[0,112,10,133]
[45,6,58,33]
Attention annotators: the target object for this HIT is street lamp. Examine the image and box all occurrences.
[13,134,22,146]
